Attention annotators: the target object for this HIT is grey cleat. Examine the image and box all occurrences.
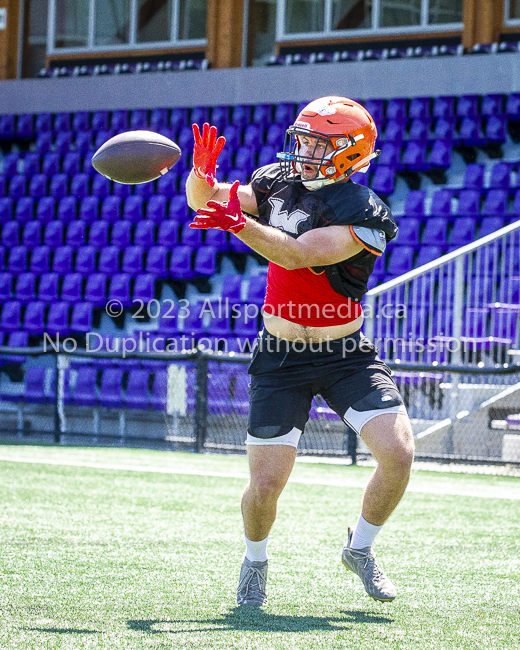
[342,527,397,602]
[237,557,268,606]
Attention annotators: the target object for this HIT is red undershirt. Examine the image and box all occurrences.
[263,262,362,327]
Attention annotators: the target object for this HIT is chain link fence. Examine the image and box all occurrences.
[1,342,520,464]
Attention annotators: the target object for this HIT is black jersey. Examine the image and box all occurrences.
[248,163,398,302]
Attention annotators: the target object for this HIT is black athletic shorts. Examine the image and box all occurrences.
[247,329,405,440]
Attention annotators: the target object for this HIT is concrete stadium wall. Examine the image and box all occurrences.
[1,52,520,114]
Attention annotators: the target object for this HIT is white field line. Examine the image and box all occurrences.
[0,454,519,501]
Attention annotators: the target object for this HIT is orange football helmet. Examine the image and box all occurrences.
[277,96,380,190]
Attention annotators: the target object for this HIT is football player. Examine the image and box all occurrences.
[186,97,415,606]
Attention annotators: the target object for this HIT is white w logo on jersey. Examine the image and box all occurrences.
[268,197,309,234]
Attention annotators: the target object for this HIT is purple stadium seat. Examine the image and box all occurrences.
[98,369,124,407]
[231,105,251,129]
[42,153,61,177]
[169,195,189,221]
[2,153,19,177]
[274,103,296,125]
[57,197,77,222]
[247,274,267,306]
[191,106,210,126]
[75,131,92,155]
[0,245,5,271]
[133,181,154,199]
[169,245,193,279]
[65,221,86,248]
[113,182,131,199]
[377,142,400,168]
[87,220,108,249]
[386,98,407,121]
[24,153,40,176]
[1,301,22,331]
[108,273,131,307]
[364,99,385,122]
[226,169,250,185]
[464,163,485,189]
[98,245,120,274]
[156,220,178,247]
[222,124,240,149]
[230,236,250,253]
[35,133,52,155]
[156,173,178,198]
[101,196,121,223]
[111,110,129,132]
[71,302,91,334]
[265,123,285,147]
[110,221,131,248]
[258,145,276,168]
[30,245,50,273]
[371,166,394,195]
[232,308,259,338]
[49,173,68,199]
[16,114,34,139]
[79,196,99,222]
[404,190,426,217]
[63,152,81,177]
[15,198,34,223]
[170,107,189,131]
[429,141,451,168]
[386,245,415,275]
[130,109,148,130]
[8,245,28,273]
[24,367,53,403]
[380,120,404,143]
[457,190,481,216]
[133,220,155,248]
[52,245,73,273]
[431,117,455,141]
[125,369,151,409]
[457,117,485,146]
[22,222,41,248]
[408,119,430,142]
[84,273,107,306]
[243,124,264,149]
[15,272,36,302]
[36,113,52,133]
[38,273,59,302]
[133,274,155,303]
[0,115,15,140]
[0,272,12,300]
[150,108,169,131]
[75,245,96,274]
[72,367,98,406]
[43,221,64,248]
[220,274,242,303]
[46,302,70,335]
[479,217,505,238]
[55,132,72,155]
[421,217,448,243]
[204,229,228,251]
[409,97,431,120]
[448,217,476,245]
[415,245,444,267]
[235,146,256,171]
[146,245,169,278]
[181,222,202,247]
[485,116,507,143]
[122,246,144,276]
[182,303,205,336]
[150,370,168,410]
[61,273,83,302]
[432,96,455,119]
[72,111,90,131]
[70,173,89,198]
[94,129,114,151]
[24,300,46,334]
[252,104,272,125]
[35,197,55,223]
[2,221,20,247]
[123,196,144,223]
[92,174,111,198]
[395,217,421,245]
[506,93,520,117]
[177,126,194,152]
[0,197,13,221]
[145,195,166,223]
[481,94,504,116]
[489,162,511,189]
[402,142,429,171]
[194,246,217,276]
[456,95,479,118]
[9,175,27,200]
[3,330,28,365]
[482,189,508,216]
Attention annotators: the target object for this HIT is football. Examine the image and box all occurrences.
[92,130,181,184]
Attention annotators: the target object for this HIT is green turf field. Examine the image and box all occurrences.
[0,444,518,650]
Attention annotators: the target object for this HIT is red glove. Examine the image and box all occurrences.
[192,122,226,188]
[190,180,246,234]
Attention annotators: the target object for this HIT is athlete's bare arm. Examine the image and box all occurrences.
[236,219,363,270]
[186,169,259,216]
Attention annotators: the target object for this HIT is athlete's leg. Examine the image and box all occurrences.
[241,443,297,541]
[358,412,415,526]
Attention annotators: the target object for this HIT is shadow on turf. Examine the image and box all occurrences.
[127,608,392,634]
[24,628,99,634]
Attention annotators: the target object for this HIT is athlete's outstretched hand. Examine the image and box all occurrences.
[190,180,246,233]
[192,122,226,188]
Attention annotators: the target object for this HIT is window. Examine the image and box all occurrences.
[279,0,463,38]
[49,0,207,53]
[505,0,520,23]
